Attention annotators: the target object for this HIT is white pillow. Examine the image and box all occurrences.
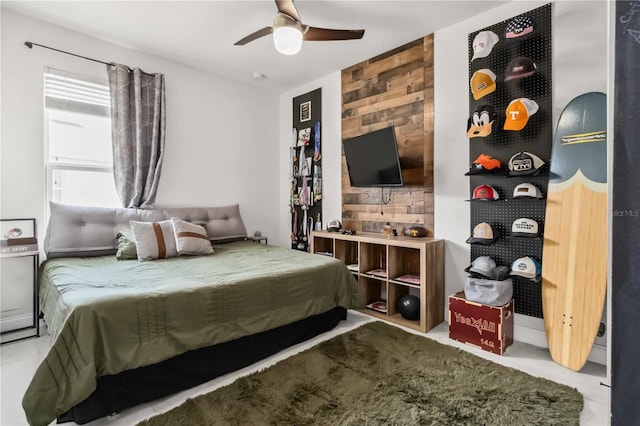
[171,217,214,256]
[130,220,179,261]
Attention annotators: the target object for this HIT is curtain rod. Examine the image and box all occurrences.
[25,41,118,67]
[24,41,146,73]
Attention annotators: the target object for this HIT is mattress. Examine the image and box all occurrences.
[23,241,361,426]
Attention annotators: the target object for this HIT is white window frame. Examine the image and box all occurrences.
[44,67,116,215]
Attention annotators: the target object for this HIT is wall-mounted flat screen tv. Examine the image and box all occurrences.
[343,126,404,187]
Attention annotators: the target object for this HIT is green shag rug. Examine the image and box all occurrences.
[138,321,583,426]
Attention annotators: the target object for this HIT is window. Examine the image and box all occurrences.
[44,68,120,208]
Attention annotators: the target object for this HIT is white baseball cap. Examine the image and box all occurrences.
[510,256,542,280]
[513,183,544,199]
[511,218,540,238]
[472,31,499,61]
[327,219,342,232]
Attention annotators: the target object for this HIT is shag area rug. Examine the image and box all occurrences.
[139,321,583,426]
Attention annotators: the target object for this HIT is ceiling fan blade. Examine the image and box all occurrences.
[234,27,273,46]
[303,27,365,41]
[275,0,300,22]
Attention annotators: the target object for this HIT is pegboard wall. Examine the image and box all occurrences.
[467,4,552,317]
[290,88,322,252]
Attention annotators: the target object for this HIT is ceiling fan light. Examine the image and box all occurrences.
[273,26,303,55]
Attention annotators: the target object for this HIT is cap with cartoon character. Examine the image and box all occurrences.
[467,105,496,138]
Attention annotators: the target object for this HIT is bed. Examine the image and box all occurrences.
[22,202,361,426]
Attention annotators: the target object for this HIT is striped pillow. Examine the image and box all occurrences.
[130,220,178,261]
[171,217,214,255]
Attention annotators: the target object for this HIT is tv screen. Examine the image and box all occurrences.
[343,126,403,187]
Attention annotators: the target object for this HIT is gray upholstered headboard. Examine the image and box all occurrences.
[45,202,248,258]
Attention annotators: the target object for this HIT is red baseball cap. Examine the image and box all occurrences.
[472,184,499,201]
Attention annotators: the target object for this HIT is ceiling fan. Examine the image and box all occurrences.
[234,0,365,55]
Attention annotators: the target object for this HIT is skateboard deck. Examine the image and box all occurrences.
[542,92,607,371]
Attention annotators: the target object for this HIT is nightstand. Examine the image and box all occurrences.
[1,247,40,344]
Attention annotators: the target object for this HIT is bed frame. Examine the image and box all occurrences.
[58,307,347,424]
[40,202,350,424]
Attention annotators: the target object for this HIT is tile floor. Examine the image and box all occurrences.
[1,311,608,426]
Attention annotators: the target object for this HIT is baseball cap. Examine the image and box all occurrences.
[505,16,535,39]
[472,184,499,201]
[492,266,511,281]
[465,256,496,278]
[465,154,502,175]
[504,98,539,131]
[466,105,496,138]
[466,222,500,245]
[471,31,499,61]
[327,219,342,232]
[513,183,544,199]
[504,57,537,81]
[508,151,545,176]
[470,69,496,101]
[511,218,540,238]
[510,256,542,280]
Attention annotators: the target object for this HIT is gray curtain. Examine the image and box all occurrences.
[107,63,166,208]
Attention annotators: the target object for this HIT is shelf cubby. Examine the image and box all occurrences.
[310,230,444,332]
[335,239,358,269]
[311,235,333,257]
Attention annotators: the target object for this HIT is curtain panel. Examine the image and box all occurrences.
[107,64,166,209]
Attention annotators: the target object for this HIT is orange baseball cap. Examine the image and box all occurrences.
[470,69,496,101]
[503,98,539,131]
[465,154,502,175]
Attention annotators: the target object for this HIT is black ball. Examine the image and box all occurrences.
[398,295,420,320]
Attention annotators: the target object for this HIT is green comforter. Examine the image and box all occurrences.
[23,241,362,426]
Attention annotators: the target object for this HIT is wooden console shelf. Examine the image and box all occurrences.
[311,230,445,332]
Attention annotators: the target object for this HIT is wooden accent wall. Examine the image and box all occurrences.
[341,35,435,236]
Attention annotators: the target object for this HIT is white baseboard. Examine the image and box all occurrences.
[514,322,607,366]
[0,314,33,333]
[446,311,607,366]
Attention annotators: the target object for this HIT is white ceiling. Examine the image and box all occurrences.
[2,0,507,92]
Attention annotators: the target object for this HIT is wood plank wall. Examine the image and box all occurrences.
[341,35,435,236]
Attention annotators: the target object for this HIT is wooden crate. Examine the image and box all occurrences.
[448,291,514,355]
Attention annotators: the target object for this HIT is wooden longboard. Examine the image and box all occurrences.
[542,92,607,371]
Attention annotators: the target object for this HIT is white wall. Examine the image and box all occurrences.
[276,72,342,248]
[1,10,279,239]
[433,0,608,361]
[278,1,608,361]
